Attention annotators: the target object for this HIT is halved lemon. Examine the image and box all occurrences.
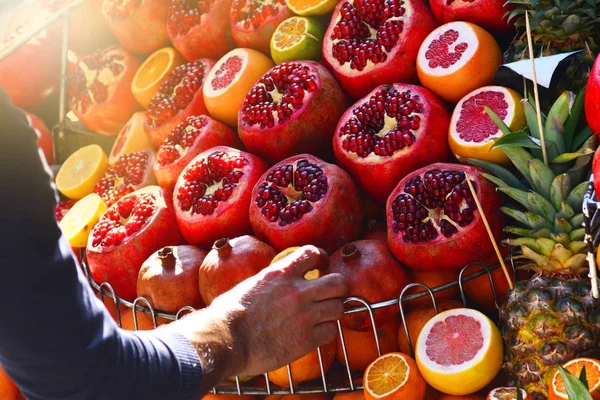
[55,144,109,200]
[270,16,325,64]
[363,352,426,399]
[548,358,600,400]
[131,47,185,109]
[286,0,337,16]
[487,387,530,400]
[59,193,107,248]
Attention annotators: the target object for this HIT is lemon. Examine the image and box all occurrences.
[55,144,109,200]
[59,193,107,248]
[270,16,325,65]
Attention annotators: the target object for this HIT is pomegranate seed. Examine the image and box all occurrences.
[425,29,469,69]
[94,151,151,207]
[210,55,243,90]
[456,90,508,143]
[156,115,209,166]
[104,0,142,20]
[168,0,212,36]
[231,0,282,28]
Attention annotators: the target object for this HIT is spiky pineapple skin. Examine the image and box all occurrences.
[500,275,600,399]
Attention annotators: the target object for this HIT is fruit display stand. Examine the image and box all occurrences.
[583,175,600,300]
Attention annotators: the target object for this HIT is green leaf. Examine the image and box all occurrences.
[523,99,545,159]
[572,126,593,151]
[580,366,589,390]
[528,191,557,221]
[557,364,593,400]
[544,91,573,157]
[551,148,595,163]
[503,147,536,188]
[564,89,585,151]
[459,156,528,191]
[485,107,513,135]
[568,182,589,214]
[529,159,555,198]
[491,130,543,150]
[550,174,571,210]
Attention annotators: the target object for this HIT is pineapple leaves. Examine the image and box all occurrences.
[529,159,554,198]
[491,130,543,150]
[568,181,589,213]
[458,156,527,190]
[557,364,593,400]
[563,89,585,151]
[543,91,573,158]
[504,147,536,188]
[551,147,594,164]
[572,126,594,152]
[550,174,571,210]
[485,107,512,136]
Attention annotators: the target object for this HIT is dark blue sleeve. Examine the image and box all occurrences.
[0,91,203,400]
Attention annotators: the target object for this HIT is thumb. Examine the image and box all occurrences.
[274,245,329,278]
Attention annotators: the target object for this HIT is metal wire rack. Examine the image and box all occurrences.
[583,174,600,299]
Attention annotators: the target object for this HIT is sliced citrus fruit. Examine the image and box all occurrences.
[268,339,336,387]
[56,144,109,200]
[108,111,153,166]
[449,86,525,165]
[363,352,426,400]
[487,387,529,400]
[271,16,325,64]
[59,193,107,248]
[202,47,274,127]
[416,21,502,103]
[131,47,185,109]
[286,0,337,16]
[548,358,600,400]
[415,308,503,396]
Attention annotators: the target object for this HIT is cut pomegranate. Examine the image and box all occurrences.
[102,0,170,55]
[144,58,215,147]
[68,45,142,135]
[249,154,363,253]
[238,61,347,162]
[94,149,156,207]
[173,146,269,248]
[153,115,242,191]
[322,0,438,99]
[429,0,515,32]
[333,84,450,204]
[55,200,76,223]
[167,0,236,61]
[386,163,503,271]
[230,0,293,54]
[24,111,54,165]
[87,185,182,301]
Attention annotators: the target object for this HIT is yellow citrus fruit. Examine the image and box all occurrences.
[286,0,337,16]
[363,352,426,400]
[271,16,325,64]
[131,47,185,109]
[449,86,525,165]
[108,112,153,166]
[59,193,107,248]
[548,358,600,400]
[56,144,109,200]
[415,308,503,396]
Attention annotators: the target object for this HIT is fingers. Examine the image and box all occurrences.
[312,321,338,348]
[275,245,329,278]
[311,298,345,325]
[306,273,348,302]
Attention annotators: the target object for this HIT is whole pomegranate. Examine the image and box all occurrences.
[386,163,503,271]
[429,0,515,32]
[173,146,269,248]
[68,45,142,135]
[322,0,438,99]
[87,186,182,301]
[154,115,242,191]
[238,61,347,162]
[198,235,276,304]
[102,0,170,55]
[137,245,207,313]
[586,54,600,138]
[24,111,54,165]
[230,0,293,54]
[144,58,215,147]
[333,84,450,203]
[329,240,410,331]
[167,0,236,61]
[249,154,363,254]
[94,149,156,207]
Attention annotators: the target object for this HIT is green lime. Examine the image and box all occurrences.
[270,16,325,64]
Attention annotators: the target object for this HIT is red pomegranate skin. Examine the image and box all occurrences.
[230,0,293,54]
[329,240,410,331]
[167,0,236,61]
[174,146,269,248]
[386,163,503,271]
[249,154,363,254]
[586,54,600,138]
[333,84,450,204]
[87,186,182,301]
[429,0,515,32]
[24,111,54,165]
[144,58,216,147]
[102,0,170,55]
[68,45,143,135]
[198,235,277,305]
[137,245,207,313]
[238,61,348,162]
[322,0,438,99]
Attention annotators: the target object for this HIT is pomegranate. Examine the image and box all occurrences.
[230,0,293,54]
[144,58,215,147]
[238,61,347,162]
[249,154,363,253]
[198,235,276,305]
[166,0,236,61]
[94,149,157,207]
[55,200,76,223]
[87,185,182,301]
[68,45,142,135]
[173,146,269,248]
[137,245,207,313]
[586,54,600,138]
[102,0,170,55]
[322,0,439,99]
[329,240,409,331]
[333,84,450,204]
[154,115,242,191]
[24,111,54,165]
[363,222,387,244]
[386,163,503,271]
[429,0,515,32]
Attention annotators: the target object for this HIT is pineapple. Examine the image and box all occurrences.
[505,0,600,91]
[463,90,600,399]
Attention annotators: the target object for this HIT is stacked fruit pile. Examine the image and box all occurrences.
[2,0,600,399]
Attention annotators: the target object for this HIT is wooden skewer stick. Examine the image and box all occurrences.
[525,12,548,166]
[465,178,514,290]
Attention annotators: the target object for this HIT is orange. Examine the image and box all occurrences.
[334,392,366,399]
[265,395,330,400]
[363,352,426,400]
[96,292,127,322]
[439,396,482,400]
[548,358,600,400]
[55,144,109,200]
[405,270,460,308]
[417,22,502,103]
[108,112,153,166]
[336,316,400,372]
[131,47,185,109]
[201,393,255,399]
[119,308,169,331]
[487,387,529,400]
[398,300,463,355]
[286,0,337,16]
[463,265,516,313]
[268,340,336,387]
[0,365,21,400]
